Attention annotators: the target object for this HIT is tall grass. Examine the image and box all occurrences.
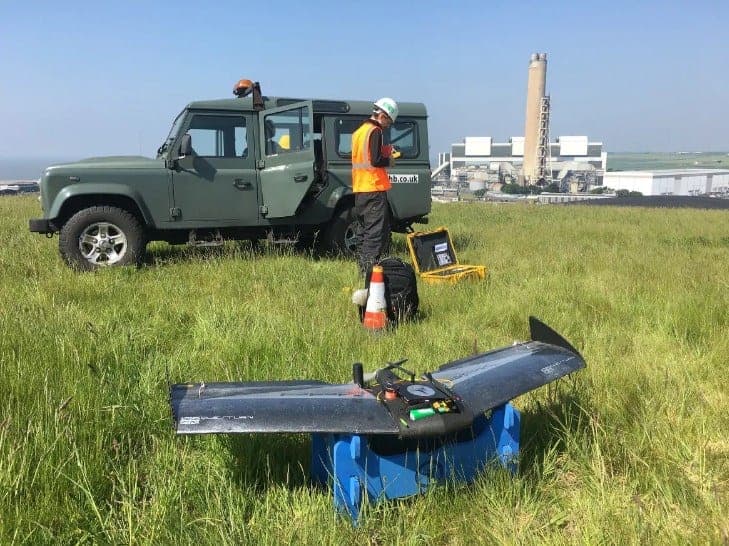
[1,195,727,544]
[607,151,729,171]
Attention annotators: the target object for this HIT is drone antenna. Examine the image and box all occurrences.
[352,362,364,388]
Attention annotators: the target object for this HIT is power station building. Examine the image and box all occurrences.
[434,136,607,188]
[432,53,607,190]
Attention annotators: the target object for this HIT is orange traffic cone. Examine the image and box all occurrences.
[362,265,388,331]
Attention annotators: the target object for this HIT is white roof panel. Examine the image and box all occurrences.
[558,136,588,156]
[465,137,492,156]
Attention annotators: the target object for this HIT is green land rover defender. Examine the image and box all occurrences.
[29,82,431,270]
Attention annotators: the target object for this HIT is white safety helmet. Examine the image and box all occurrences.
[374,97,399,122]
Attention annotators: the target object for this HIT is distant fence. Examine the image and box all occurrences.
[536,193,615,204]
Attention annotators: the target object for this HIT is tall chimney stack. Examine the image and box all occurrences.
[523,53,547,184]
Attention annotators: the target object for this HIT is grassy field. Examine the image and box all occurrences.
[607,152,729,171]
[1,195,728,544]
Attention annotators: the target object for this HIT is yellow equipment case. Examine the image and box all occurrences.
[405,227,487,284]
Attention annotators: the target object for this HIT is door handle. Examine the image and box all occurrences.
[233,179,252,189]
[294,174,308,182]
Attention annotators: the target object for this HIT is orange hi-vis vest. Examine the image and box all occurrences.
[351,120,391,193]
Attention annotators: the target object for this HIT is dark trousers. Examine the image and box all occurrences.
[354,191,391,277]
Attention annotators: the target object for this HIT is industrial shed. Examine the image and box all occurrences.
[603,169,729,196]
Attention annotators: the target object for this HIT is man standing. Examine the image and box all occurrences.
[351,97,399,277]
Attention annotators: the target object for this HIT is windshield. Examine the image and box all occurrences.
[156,110,186,158]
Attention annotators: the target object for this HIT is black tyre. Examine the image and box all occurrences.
[321,205,358,256]
[59,206,146,271]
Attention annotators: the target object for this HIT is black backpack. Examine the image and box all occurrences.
[361,257,419,324]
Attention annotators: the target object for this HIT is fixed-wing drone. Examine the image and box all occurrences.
[170,317,585,439]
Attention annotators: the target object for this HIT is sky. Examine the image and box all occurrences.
[1,0,728,165]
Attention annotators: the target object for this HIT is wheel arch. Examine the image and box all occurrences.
[52,187,151,229]
[328,191,394,221]
[330,192,355,219]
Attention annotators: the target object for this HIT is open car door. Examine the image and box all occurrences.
[258,101,315,218]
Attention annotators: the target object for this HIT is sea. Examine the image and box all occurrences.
[0,157,79,182]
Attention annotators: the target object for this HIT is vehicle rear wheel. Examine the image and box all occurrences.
[59,206,146,270]
[321,205,358,256]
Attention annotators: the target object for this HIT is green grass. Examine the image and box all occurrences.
[1,195,728,544]
[608,152,729,171]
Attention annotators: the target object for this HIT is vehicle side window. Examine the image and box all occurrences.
[263,106,311,156]
[335,118,419,159]
[186,114,247,158]
[388,121,418,159]
[335,119,362,157]
[235,126,248,157]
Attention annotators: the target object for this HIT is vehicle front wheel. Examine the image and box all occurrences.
[59,206,146,271]
[321,206,358,256]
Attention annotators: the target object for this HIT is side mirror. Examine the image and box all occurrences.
[178,134,193,158]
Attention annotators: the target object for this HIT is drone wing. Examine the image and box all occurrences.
[431,317,585,415]
[170,380,399,435]
[170,318,584,438]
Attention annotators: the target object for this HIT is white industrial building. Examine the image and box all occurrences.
[603,169,729,196]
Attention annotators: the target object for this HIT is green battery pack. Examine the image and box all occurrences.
[409,406,448,421]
